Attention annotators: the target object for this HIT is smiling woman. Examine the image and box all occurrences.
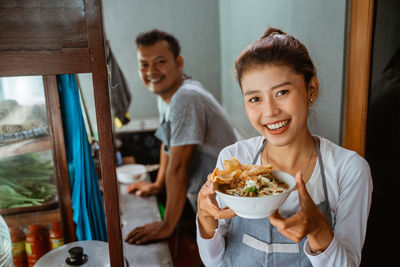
[54,1,362,266]
[196,27,372,267]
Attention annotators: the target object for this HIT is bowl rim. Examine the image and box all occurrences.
[213,170,296,199]
[116,164,148,184]
[116,163,147,173]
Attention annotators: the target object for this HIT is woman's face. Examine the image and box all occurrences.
[241,64,316,147]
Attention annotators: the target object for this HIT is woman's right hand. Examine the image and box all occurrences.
[126,181,162,197]
[197,174,236,239]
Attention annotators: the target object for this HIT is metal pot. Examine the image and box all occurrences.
[34,240,128,267]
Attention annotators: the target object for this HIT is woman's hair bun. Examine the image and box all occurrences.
[235,25,316,88]
[261,27,285,39]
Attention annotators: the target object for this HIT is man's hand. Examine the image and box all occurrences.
[124,221,172,245]
[269,171,333,252]
[126,181,162,197]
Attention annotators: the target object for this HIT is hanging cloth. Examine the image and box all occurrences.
[57,74,107,241]
[106,42,131,127]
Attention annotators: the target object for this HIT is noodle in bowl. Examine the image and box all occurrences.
[214,170,296,219]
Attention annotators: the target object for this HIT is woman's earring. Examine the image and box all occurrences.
[309,98,314,110]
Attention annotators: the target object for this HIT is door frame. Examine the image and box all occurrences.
[343,0,375,157]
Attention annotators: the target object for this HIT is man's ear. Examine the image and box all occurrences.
[307,76,319,102]
[176,55,184,71]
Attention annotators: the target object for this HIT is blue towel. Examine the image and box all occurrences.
[57,74,107,241]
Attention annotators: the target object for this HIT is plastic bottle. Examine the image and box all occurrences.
[48,222,64,250]
[25,225,49,267]
[9,227,27,267]
[0,214,13,267]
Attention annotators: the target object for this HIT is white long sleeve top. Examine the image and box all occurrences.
[196,136,373,267]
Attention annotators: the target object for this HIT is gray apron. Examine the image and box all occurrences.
[222,137,333,267]
[154,119,171,153]
[154,119,215,210]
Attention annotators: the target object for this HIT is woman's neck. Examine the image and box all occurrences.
[261,133,317,177]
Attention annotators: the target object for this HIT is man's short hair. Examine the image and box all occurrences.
[135,29,181,58]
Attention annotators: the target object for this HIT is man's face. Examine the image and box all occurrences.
[137,40,183,100]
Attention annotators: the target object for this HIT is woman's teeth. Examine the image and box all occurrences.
[266,120,289,130]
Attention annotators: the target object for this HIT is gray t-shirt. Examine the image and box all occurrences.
[156,78,237,209]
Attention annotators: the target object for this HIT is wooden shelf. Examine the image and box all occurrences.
[3,207,61,228]
[0,136,51,160]
[0,0,124,263]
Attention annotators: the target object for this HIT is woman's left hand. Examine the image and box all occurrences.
[269,171,334,252]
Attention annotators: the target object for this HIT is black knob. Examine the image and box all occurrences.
[66,246,88,266]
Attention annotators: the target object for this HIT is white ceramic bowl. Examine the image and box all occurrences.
[116,164,148,184]
[214,170,296,219]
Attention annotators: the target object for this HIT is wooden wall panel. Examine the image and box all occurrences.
[0,0,88,51]
[0,49,91,77]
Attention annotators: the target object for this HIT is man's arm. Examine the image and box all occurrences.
[126,142,169,196]
[125,144,195,244]
[162,144,195,234]
[154,142,169,188]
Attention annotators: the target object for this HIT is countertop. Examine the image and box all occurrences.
[119,181,173,267]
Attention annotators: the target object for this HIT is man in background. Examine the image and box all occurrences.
[124,29,237,244]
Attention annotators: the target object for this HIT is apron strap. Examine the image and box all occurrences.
[313,136,334,228]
